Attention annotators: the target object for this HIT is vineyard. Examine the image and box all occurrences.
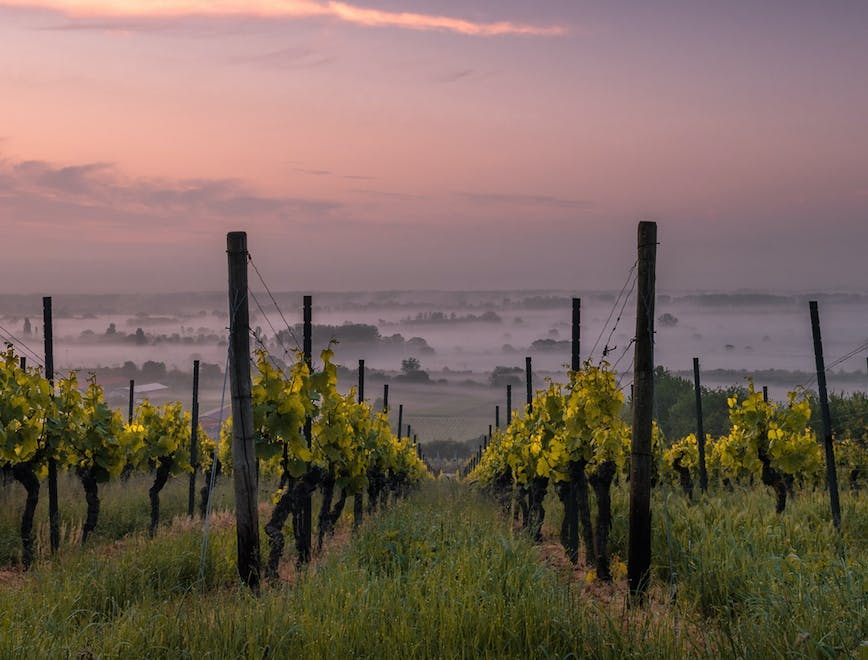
[0,227,865,658]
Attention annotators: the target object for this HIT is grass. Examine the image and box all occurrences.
[0,479,865,658]
[0,471,241,565]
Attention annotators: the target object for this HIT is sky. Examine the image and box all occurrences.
[1,0,867,294]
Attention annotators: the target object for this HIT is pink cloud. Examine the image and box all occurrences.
[0,0,567,36]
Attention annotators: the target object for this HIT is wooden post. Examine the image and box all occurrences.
[495,405,500,430]
[525,356,533,412]
[19,356,26,369]
[407,424,412,439]
[188,360,200,518]
[809,301,841,530]
[506,385,512,425]
[354,360,365,528]
[397,404,403,439]
[572,297,581,372]
[128,379,135,424]
[383,384,389,413]
[693,357,708,493]
[301,295,313,562]
[226,231,260,591]
[762,386,769,403]
[628,220,657,600]
[43,296,60,555]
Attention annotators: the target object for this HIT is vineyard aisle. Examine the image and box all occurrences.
[1,480,865,657]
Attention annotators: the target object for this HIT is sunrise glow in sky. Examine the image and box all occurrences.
[2,1,867,293]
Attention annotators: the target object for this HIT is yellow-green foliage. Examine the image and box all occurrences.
[716,382,823,482]
[130,401,192,476]
[219,347,428,493]
[663,433,701,475]
[470,362,629,486]
[62,375,132,482]
[0,346,52,467]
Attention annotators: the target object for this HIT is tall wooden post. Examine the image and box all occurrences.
[628,220,657,600]
[128,379,135,423]
[354,360,366,528]
[572,297,581,372]
[506,385,512,425]
[525,356,533,412]
[407,424,412,439]
[300,295,313,562]
[383,383,389,413]
[226,231,260,590]
[762,386,769,403]
[495,405,500,430]
[693,357,707,493]
[809,301,841,530]
[19,357,26,369]
[188,360,200,518]
[43,296,60,555]
[397,404,403,439]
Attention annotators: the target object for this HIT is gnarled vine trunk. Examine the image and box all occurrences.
[353,492,363,529]
[149,457,173,538]
[78,467,100,544]
[556,460,595,565]
[12,463,40,569]
[367,468,385,514]
[575,462,595,567]
[758,449,788,514]
[317,475,348,550]
[526,476,548,543]
[673,457,694,501]
[264,470,320,579]
[589,460,616,581]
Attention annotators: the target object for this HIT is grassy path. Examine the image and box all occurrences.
[0,481,864,658]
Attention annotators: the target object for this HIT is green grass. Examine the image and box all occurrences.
[0,480,865,658]
[0,471,243,565]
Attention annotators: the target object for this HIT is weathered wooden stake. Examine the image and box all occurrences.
[628,220,657,600]
[397,404,404,439]
[572,297,581,372]
[693,357,708,493]
[226,231,260,591]
[383,383,389,413]
[762,385,769,402]
[43,296,60,555]
[128,379,135,423]
[506,385,512,425]
[525,356,533,412]
[809,301,841,530]
[19,357,26,369]
[301,295,313,562]
[495,405,500,430]
[188,360,200,518]
[354,360,366,528]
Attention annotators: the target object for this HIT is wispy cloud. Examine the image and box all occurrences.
[1,1,567,37]
[430,68,499,84]
[459,192,594,210]
[0,155,340,241]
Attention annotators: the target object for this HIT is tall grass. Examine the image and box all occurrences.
[0,480,864,658]
[0,472,237,565]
